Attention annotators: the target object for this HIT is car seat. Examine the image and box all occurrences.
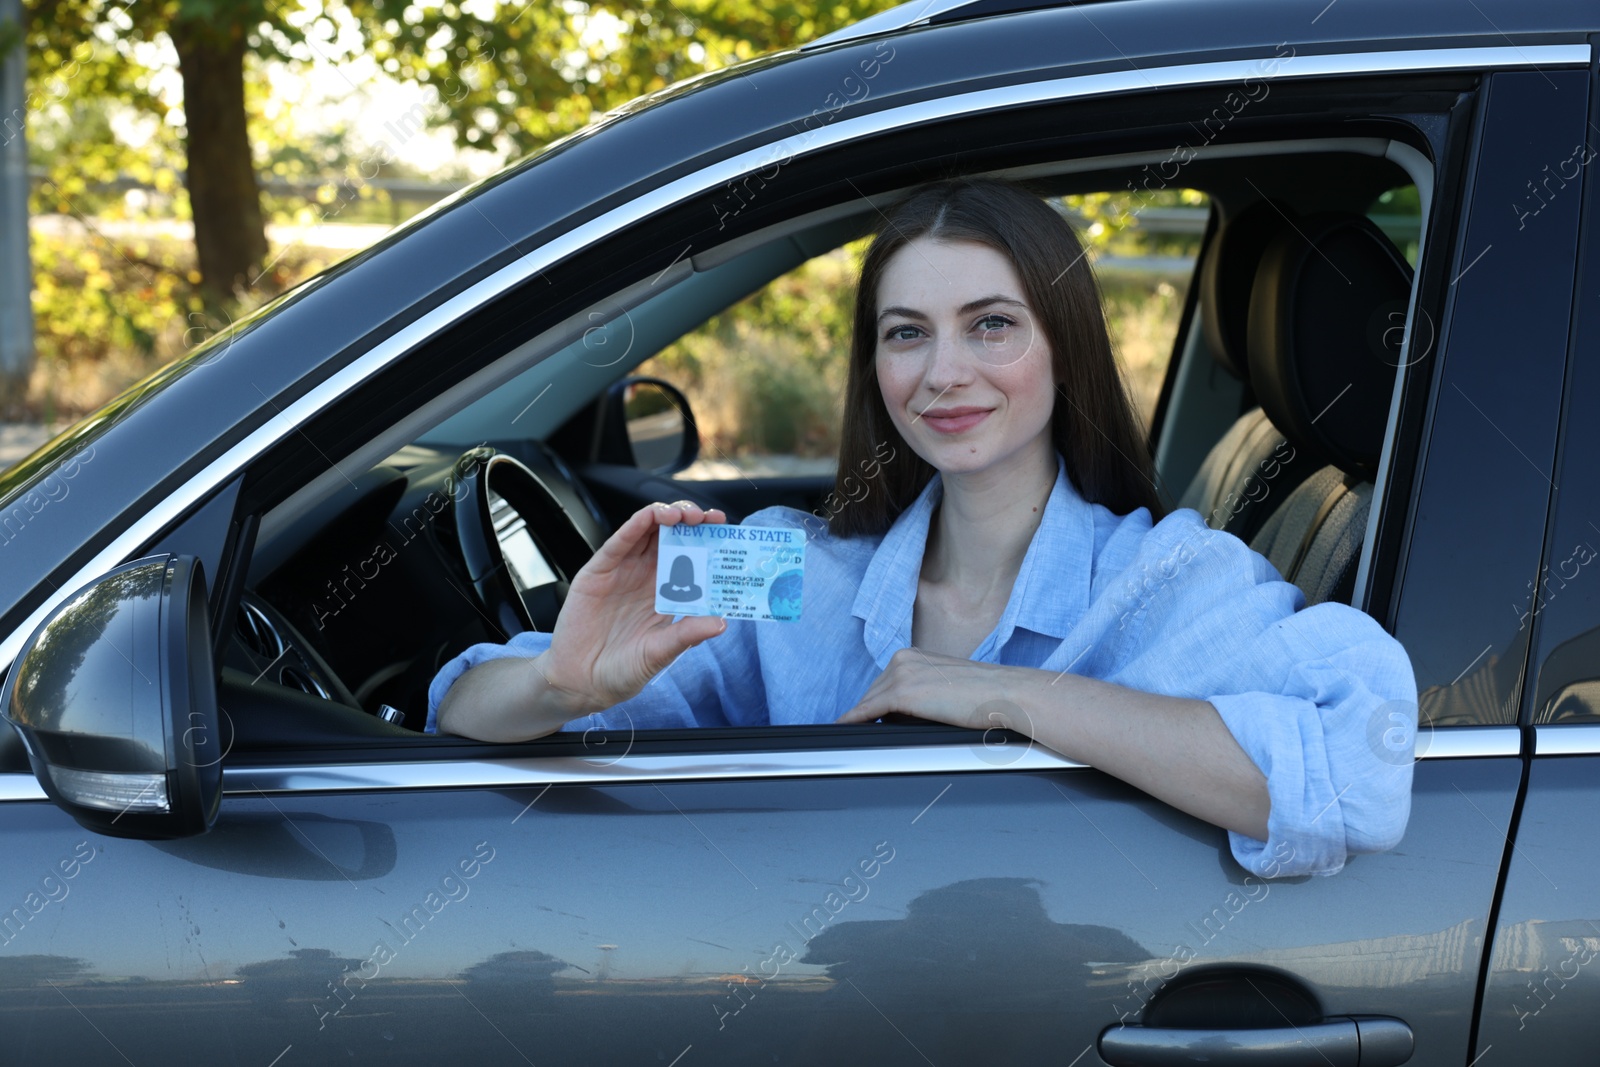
[1244,212,1414,605]
[1178,199,1324,540]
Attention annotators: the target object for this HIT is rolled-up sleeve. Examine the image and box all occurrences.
[426,630,553,734]
[1118,514,1418,878]
[1207,611,1417,878]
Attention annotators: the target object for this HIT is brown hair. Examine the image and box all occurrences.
[829,177,1165,538]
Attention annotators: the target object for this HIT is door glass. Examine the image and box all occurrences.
[1369,183,1423,266]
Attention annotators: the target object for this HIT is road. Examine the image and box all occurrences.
[0,423,51,472]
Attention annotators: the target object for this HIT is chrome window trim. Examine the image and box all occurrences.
[0,726,1521,802]
[1416,726,1521,759]
[1534,725,1600,756]
[0,43,1587,674]
[1352,139,1435,609]
[229,745,1088,796]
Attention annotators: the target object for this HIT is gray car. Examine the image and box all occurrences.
[1,0,1597,1063]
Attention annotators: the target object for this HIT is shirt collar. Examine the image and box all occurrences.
[851,454,1095,667]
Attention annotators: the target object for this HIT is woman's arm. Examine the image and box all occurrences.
[835,651,1271,840]
[1031,671,1272,841]
[436,652,599,743]
[431,500,728,741]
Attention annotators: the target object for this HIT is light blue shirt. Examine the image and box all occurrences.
[427,456,1417,879]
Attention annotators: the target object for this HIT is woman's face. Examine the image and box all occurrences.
[873,237,1056,482]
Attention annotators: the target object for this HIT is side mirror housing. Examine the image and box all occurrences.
[1,554,222,839]
[600,377,700,474]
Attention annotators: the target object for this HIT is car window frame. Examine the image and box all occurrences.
[241,84,1546,769]
[4,48,1587,805]
[246,176,1485,774]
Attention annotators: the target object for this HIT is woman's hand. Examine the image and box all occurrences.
[538,500,729,714]
[836,647,1037,731]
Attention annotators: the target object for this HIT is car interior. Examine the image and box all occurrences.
[207,133,1433,755]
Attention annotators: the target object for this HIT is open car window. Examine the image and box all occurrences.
[218,125,1443,759]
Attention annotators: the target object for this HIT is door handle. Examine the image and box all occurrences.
[1098,1015,1411,1066]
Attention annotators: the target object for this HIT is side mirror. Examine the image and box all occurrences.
[1,554,222,839]
[601,377,699,474]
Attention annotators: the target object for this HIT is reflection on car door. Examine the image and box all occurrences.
[0,748,1517,1065]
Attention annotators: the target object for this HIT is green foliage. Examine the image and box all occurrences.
[622,382,673,419]
[639,241,861,458]
[351,0,906,159]
[15,0,905,416]
[27,228,194,423]
[1062,187,1208,258]
[32,231,190,359]
[26,228,334,421]
[1370,184,1423,264]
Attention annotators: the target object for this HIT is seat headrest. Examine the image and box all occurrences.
[1247,213,1413,475]
[1198,199,1298,381]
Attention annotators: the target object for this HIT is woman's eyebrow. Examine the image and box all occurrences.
[877,295,1027,323]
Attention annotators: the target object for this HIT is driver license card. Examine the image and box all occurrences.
[655,523,805,622]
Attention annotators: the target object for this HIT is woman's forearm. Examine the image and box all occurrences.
[435,653,597,742]
[1022,672,1271,842]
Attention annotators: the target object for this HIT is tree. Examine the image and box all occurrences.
[24,0,297,306]
[359,1,905,160]
[167,15,268,302]
[23,0,903,309]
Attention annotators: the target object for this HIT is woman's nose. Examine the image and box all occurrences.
[922,329,975,390]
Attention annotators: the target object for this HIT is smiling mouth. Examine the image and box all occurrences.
[918,407,993,434]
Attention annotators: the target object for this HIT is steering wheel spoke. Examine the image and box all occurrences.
[451,447,595,638]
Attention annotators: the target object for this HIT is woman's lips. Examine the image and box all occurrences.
[919,406,993,434]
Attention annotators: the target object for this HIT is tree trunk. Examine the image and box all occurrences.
[169,18,266,307]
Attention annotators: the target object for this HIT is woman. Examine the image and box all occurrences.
[428,177,1417,879]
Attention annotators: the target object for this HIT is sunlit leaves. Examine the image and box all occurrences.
[17,0,906,416]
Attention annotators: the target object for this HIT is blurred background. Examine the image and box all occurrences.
[0,0,1212,473]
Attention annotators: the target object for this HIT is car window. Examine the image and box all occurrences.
[1068,188,1208,433]
[229,137,1445,750]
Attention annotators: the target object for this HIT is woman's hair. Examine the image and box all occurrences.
[829,176,1166,538]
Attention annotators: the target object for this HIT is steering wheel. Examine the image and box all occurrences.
[451,447,598,638]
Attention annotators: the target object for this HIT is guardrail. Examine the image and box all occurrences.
[28,170,1422,270]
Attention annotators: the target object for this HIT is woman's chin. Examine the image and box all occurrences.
[913,434,1053,483]
[921,445,1006,477]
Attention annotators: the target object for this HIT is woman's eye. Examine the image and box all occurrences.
[975,314,1016,333]
[883,324,921,342]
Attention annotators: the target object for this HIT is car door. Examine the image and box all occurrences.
[0,34,1588,1067]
